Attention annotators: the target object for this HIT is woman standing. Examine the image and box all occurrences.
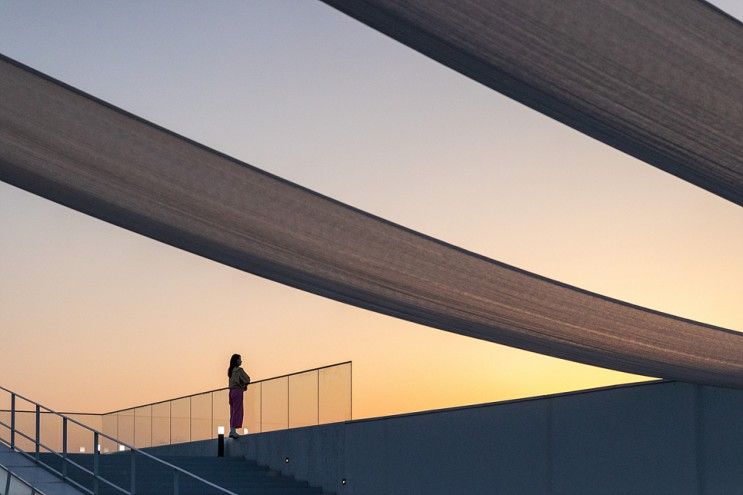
[227,353,251,439]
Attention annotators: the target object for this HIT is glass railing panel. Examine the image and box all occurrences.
[101,413,118,453]
[211,389,230,437]
[245,382,261,434]
[67,413,104,453]
[116,409,134,447]
[151,402,170,446]
[171,397,190,444]
[289,370,319,428]
[10,396,33,451]
[134,406,152,448]
[261,376,288,432]
[0,392,10,443]
[39,412,62,452]
[190,393,212,441]
[67,416,93,454]
[0,410,8,444]
[319,362,352,424]
[0,390,11,444]
[12,409,35,453]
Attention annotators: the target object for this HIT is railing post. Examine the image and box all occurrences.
[173,470,179,495]
[62,417,68,480]
[130,449,136,495]
[10,393,15,449]
[93,431,100,495]
[4,468,11,495]
[34,404,40,461]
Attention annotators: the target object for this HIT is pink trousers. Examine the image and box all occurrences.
[229,387,244,428]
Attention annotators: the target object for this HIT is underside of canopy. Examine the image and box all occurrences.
[1,55,741,387]
[323,0,743,207]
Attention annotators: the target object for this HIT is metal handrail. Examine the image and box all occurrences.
[1,461,47,495]
[103,360,352,414]
[0,385,238,495]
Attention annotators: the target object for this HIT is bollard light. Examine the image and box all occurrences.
[217,426,225,457]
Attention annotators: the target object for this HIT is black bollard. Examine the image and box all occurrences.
[217,428,225,457]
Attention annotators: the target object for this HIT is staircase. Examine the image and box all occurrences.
[38,453,324,495]
[1,385,330,495]
[1,444,84,495]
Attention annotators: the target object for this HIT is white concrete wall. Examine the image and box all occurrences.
[145,381,743,495]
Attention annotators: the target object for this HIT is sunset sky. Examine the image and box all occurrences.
[1,0,741,420]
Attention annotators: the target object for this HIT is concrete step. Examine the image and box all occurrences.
[36,453,325,495]
[0,446,85,495]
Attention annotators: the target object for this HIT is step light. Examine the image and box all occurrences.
[217,426,225,457]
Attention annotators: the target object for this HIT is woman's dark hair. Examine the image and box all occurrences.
[228,354,241,378]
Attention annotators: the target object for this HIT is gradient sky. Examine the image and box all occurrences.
[1,0,741,419]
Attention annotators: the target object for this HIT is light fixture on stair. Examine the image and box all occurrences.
[119,445,125,452]
[217,426,225,457]
[79,447,85,453]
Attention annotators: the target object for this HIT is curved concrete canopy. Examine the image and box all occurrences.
[1,55,741,387]
[323,0,743,207]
